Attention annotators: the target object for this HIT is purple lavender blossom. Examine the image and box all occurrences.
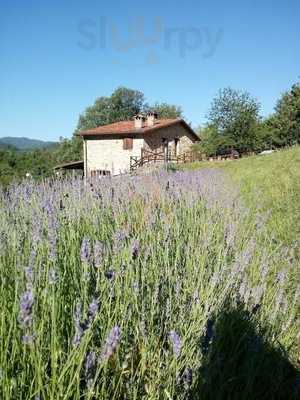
[73,301,84,347]
[93,240,104,267]
[202,319,215,353]
[105,270,115,280]
[114,229,127,243]
[113,228,128,253]
[88,298,99,326]
[274,287,288,316]
[169,330,182,358]
[85,351,96,388]
[180,367,193,389]
[175,281,181,297]
[47,206,58,262]
[192,290,200,304]
[140,315,146,337]
[239,281,247,299]
[73,298,100,346]
[251,285,264,306]
[276,270,287,285]
[131,239,140,259]
[22,334,35,345]
[261,261,269,281]
[25,266,34,284]
[100,326,121,361]
[18,290,34,328]
[132,281,139,295]
[80,238,91,264]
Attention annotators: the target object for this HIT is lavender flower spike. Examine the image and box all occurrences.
[201,318,215,353]
[18,290,34,328]
[85,351,96,388]
[131,239,140,259]
[93,240,104,267]
[88,298,99,326]
[22,334,35,345]
[72,301,84,347]
[80,237,91,264]
[169,330,182,358]
[100,326,121,361]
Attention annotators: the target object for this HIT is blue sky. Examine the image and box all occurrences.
[1,0,299,141]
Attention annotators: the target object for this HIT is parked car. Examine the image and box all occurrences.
[217,149,240,159]
[259,150,274,155]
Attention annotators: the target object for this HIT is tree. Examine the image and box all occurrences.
[194,124,235,156]
[54,136,83,163]
[145,102,183,119]
[76,87,183,133]
[76,87,145,132]
[270,83,300,147]
[207,87,261,153]
[254,117,277,151]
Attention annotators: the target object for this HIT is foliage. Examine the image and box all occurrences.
[145,102,183,119]
[0,147,58,186]
[201,82,300,155]
[0,169,299,399]
[76,87,183,133]
[207,87,261,153]
[193,124,235,156]
[76,87,145,132]
[269,83,300,147]
[53,136,83,163]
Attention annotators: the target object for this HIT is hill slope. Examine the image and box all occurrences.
[183,146,300,248]
[0,136,57,150]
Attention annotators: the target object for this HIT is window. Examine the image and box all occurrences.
[123,138,133,150]
[91,170,110,178]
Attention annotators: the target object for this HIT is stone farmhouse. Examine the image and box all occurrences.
[78,113,199,177]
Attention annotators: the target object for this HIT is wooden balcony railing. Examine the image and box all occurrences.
[130,149,202,172]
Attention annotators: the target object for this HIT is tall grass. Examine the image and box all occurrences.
[182,146,300,248]
[0,169,299,399]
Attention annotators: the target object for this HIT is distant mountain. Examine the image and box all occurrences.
[0,141,17,151]
[0,137,58,151]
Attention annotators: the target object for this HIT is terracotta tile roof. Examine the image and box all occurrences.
[78,118,199,140]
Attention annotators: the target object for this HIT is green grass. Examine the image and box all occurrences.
[181,146,300,250]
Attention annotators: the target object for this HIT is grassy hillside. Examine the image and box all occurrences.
[182,146,300,250]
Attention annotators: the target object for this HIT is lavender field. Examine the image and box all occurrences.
[0,168,299,399]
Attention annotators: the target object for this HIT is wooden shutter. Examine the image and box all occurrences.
[123,138,133,150]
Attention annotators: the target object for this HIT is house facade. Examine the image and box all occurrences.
[79,113,199,176]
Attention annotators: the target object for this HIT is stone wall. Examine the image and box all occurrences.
[143,124,196,155]
[85,136,144,175]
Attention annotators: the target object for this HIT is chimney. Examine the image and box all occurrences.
[134,114,145,129]
[146,111,158,127]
